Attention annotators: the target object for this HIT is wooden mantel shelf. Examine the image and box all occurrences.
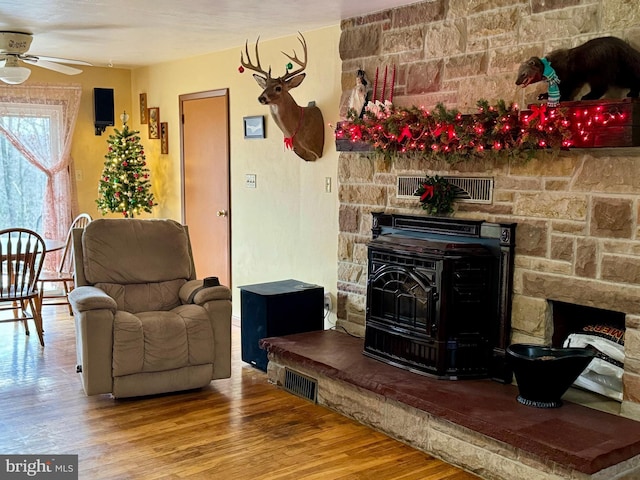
[335,98,640,152]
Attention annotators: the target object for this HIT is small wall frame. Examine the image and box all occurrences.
[139,93,148,124]
[243,115,265,139]
[160,122,168,154]
[148,107,160,139]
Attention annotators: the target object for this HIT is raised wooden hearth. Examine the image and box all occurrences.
[261,330,640,480]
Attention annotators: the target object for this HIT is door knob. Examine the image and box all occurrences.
[216,210,228,217]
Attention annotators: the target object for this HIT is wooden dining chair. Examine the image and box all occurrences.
[0,228,46,346]
[38,213,92,315]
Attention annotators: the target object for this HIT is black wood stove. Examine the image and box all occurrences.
[364,213,516,382]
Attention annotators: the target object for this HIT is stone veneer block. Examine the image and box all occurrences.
[338,154,374,182]
[519,5,599,40]
[514,192,587,220]
[601,255,640,284]
[424,20,465,58]
[467,6,522,39]
[337,234,353,261]
[338,184,387,205]
[406,60,443,95]
[488,45,540,74]
[352,243,368,265]
[511,295,550,339]
[601,0,640,30]
[521,271,640,316]
[510,154,578,177]
[575,237,598,278]
[552,220,587,235]
[573,157,640,194]
[532,0,581,13]
[628,315,640,330]
[444,52,488,80]
[339,25,381,60]
[625,328,640,361]
[515,220,548,256]
[382,26,424,53]
[551,234,574,262]
[624,372,640,403]
[392,0,445,28]
[337,263,364,284]
[449,0,526,16]
[591,198,634,238]
[338,205,359,233]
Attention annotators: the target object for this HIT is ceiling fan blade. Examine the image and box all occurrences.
[22,58,82,75]
[30,55,92,66]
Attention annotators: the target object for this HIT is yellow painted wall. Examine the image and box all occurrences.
[131,26,341,322]
[25,65,132,219]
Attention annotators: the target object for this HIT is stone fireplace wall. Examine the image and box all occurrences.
[336,0,640,419]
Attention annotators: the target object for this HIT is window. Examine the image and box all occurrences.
[0,83,81,244]
[0,107,60,230]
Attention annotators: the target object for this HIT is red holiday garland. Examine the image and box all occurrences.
[336,99,575,161]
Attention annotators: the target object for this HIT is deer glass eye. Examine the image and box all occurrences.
[275,86,282,93]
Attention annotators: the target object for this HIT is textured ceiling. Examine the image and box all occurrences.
[0,0,417,69]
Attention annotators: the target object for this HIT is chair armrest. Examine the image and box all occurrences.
[179,279,232,305]
[68,286,118,313]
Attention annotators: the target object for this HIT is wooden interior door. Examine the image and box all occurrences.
[180,89,231,287]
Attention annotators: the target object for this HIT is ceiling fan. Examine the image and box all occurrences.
[0,31,92,84]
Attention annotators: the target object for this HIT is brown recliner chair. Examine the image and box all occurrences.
[68,218,231,398]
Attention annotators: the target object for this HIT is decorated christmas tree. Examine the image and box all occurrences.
[96,112,156,218]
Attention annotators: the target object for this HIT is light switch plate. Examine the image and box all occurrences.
[245,174,257,188]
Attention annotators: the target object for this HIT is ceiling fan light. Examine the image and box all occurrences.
[0,66,31,84]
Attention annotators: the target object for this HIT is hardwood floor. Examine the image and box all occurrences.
[0,307,479,480]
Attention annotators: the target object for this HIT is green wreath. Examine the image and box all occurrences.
[414,175,456,215]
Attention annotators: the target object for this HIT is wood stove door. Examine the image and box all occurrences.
[367,264,438,339]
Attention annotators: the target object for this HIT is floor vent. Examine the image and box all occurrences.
[284,368,318,403]
[397,176,493,204]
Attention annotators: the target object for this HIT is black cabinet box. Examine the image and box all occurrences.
[240,279,324,371]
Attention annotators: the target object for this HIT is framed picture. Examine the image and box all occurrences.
[148,107,160,139]
[139,93,148,124]
[160,122,168,154]
[243,115,265,139]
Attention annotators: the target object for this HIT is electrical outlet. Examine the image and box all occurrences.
[323,293,332,312]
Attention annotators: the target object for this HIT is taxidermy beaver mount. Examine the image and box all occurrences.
[516,36,640,106]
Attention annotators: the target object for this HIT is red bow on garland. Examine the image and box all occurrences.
[528,104,547,125]
[420,184,434,201]
[397,125,413,142]
[433,123,456,141]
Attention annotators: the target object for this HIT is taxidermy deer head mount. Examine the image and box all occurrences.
[240,33,324,161]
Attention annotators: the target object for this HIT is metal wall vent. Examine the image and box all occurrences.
[283,368,318,403]
[397,176,493,204]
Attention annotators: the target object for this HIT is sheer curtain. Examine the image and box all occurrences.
[0,83,82,243]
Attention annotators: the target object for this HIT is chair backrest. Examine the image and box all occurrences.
[73,218,196,287]
[0,228,46,299]
[57,213,92,273]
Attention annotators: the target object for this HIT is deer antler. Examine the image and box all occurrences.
[241,37,271,79]
[281,33,308,80]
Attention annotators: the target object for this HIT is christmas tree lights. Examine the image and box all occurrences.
[96,113,157,218]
